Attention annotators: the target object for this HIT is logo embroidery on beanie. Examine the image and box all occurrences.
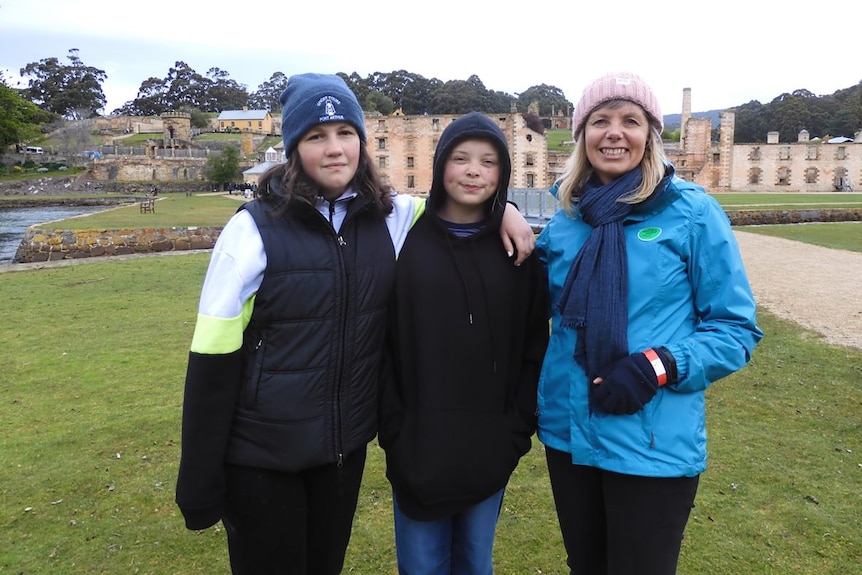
[317,95,346,123]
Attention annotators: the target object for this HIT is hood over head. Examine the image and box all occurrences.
[430,112,511,216]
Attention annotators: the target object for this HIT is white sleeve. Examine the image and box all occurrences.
[197,210,266,319]
[386,193,422,256]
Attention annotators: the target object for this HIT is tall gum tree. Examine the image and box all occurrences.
[20,49,106,119]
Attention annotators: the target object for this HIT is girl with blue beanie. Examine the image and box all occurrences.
[536,72,763,575]
[175,73,535,574]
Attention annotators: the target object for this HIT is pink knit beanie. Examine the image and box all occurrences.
[571,72,663,139]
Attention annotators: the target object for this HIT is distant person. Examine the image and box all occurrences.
[536,72,763,575]
[175,73,536,574]
[378,112,549,574]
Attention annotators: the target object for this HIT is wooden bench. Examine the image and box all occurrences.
[140,198,155,213]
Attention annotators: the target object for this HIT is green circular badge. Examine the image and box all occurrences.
[638,227,662,241]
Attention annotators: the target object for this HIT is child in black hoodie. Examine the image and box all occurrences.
[379,112,549,574]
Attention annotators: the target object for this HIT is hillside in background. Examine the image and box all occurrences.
[661,81,862,142]
[663,110,723,131]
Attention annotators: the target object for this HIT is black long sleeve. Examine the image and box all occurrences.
[175,350,243,530]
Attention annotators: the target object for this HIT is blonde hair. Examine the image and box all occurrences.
[557,107,668,216]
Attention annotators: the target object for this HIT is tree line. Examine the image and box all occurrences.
[2,49,862,150]
[4,50,570,128]
[732,86,862,143]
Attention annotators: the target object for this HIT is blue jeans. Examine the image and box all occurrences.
[393,488,505,575]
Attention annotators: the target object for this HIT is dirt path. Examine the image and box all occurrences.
[734,230,862,350]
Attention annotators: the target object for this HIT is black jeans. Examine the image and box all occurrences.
[222,447,367,575]
[545,446,699,575]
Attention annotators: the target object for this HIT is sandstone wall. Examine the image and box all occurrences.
[14,226,221,263]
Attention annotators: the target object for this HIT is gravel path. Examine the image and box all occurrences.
[734,230,862,350]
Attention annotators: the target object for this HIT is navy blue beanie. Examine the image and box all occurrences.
[279,73,367,155]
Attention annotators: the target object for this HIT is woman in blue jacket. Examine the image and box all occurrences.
[536,72,763,575]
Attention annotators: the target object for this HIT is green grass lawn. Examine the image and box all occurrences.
[0,167,87,181]
[3,176,860,572]
[716,192,862,211]
[0,253,859,574]
[37,194,246,229]
[546,129,574,152]
[739,221,862,253]
[111,132,162,145]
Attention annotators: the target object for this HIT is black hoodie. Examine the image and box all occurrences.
[378,112,550,520]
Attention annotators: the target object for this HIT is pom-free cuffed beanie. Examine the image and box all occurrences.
[279,73,366,155]
[571,72,663,140]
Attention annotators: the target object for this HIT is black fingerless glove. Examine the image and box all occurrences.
[592,348,674,415]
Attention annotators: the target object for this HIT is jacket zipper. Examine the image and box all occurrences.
[327,198,349,468]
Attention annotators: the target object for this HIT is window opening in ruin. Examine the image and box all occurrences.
[749,167,762,185]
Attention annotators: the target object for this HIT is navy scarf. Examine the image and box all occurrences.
[556,167,667,378]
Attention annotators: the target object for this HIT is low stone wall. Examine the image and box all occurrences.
[14,226,222,263]
[523,208,862,234]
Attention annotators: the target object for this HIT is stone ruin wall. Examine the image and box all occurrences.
[15,225,221,263]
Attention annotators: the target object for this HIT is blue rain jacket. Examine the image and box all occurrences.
[536,176,763,477]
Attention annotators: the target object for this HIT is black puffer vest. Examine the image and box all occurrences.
[224,197,395,472]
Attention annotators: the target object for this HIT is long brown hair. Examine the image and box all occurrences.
[256,140,393,218]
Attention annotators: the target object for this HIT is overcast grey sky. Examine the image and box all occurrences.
[2,0,859,119]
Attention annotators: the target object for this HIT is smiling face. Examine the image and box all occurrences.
[583,100,651,184]
[296,122,360,199]
[438,138,500,223]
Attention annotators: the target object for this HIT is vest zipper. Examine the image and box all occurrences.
[333,219,348,469]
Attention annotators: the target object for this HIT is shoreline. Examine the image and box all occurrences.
[0,196,142,208]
